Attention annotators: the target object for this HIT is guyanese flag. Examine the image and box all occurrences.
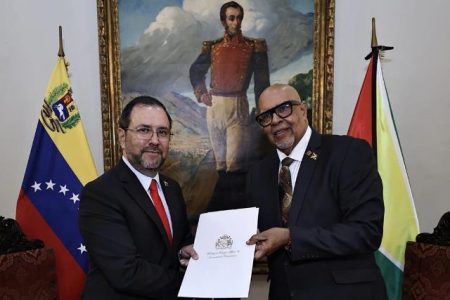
[348,51,420,300]
[16,56,97,300]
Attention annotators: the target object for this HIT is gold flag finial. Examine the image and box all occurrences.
[58,26,65,57]
[371,18,378,48]
[364,18,393,60]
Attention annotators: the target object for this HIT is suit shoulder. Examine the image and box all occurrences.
[248,151,277,172]
[322,134,370,146]
[321,134,373,158]
[83,166,118,190]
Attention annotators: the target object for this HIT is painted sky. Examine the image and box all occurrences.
[119,0,314,98]
[119,0,313,48]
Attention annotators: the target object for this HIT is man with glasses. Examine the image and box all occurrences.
[79,96,198,299]
[246,84,387,299]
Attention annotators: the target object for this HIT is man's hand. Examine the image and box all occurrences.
[178,244,198,267]
[246,228,290,260]
[200,92,212,106]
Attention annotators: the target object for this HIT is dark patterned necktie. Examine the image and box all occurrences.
[279,157,294,226]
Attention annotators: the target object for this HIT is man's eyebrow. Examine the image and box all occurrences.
[135,124,170,130]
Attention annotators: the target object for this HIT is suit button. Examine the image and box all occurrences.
[291,291,296,297]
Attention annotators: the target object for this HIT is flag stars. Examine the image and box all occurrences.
[31,179,80,206]
[78,243,87,254]
[59,185,69,195]
[70,193,80,204]
[45,179,56,190]
[31,181,42,192]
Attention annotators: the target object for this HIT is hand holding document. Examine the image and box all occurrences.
[178,207,259,298]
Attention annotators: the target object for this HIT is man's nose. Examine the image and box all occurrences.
[148,132,160,144]
[271,112,283,125]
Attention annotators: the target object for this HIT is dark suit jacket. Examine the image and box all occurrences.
[246,131,387,300]
[79,159,193,300]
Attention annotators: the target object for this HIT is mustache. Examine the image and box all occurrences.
[142,146,161,153]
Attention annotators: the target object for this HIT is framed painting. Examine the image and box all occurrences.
[96,0,334,265]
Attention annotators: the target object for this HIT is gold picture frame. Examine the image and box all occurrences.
[96,0,334,171]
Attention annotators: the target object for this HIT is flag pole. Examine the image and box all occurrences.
[370,18,379,157]
[58,26,65,58]
[368,18,394,158]
[371,18,378,48]
[365,18,394,60]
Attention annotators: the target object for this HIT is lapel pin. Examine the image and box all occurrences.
[306,150,318,160]
[163,181,169,187]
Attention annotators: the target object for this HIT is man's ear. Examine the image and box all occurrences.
[118,128,126,150]
[299,102,308,116]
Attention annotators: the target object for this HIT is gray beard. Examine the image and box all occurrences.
[129,153,164,176]
[275,137,294,153]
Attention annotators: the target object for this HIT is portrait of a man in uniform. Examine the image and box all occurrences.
[118,0,314,223]
[189,1,270,211]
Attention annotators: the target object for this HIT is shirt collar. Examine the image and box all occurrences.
[224,30,243,42]
[277,126,312,163]
[122,156,161,191]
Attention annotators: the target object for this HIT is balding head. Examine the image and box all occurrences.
[257,84,308,155]
[258,84,301,112]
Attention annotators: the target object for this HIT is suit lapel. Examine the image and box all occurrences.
[289,131,322,224]
[117,160,172,248]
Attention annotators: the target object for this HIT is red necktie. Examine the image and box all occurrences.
[149,179,173,244]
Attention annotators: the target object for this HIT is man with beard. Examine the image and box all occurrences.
[79,96,198,299]
[189,1,270,211]
[246,84,387,299]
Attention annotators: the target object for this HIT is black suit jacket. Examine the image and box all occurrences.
[79,159,193,299]
[246,131,387,300]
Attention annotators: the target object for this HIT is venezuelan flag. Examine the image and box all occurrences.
[348,50,420,299]
[16,56,97,299]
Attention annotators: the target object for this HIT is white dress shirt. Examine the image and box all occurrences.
[122,156,173,233]
[276,126,312,193]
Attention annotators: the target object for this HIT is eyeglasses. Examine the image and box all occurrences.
[125,127,172,140]
[255,100,302,127]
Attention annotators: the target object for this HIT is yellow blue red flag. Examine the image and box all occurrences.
[348,50,420,299]
[16,56,97,299]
